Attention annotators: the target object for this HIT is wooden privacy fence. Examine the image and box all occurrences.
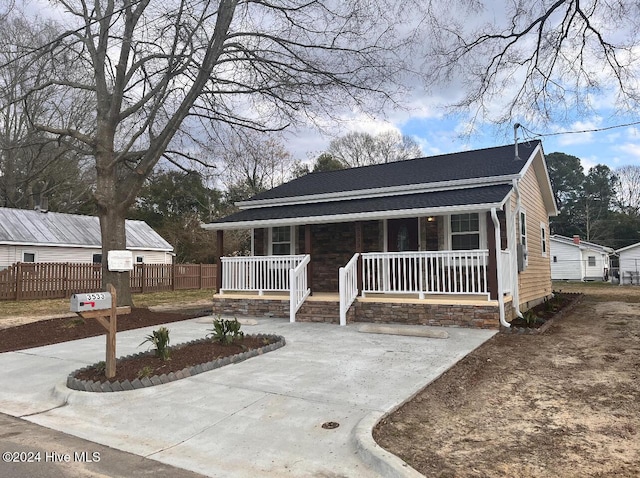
[0,262,217,301]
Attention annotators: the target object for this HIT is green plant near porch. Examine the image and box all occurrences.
[208,317,244,345]
[140,326,171,360]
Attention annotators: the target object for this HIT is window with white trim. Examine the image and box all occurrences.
[588,256,596,267]
[136,255,144,264]
[271,226,292,255]
[520,211,527,247]
[450,213,480,250]
[540,223,547,256]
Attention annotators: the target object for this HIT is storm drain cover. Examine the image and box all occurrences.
[321,421,340,429]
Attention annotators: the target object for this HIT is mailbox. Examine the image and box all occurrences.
[70,292,113,312]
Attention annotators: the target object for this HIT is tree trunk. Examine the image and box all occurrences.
[95,144,133,306]
[99,206,133,306]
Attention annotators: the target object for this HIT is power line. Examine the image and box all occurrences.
[520,120,640,140]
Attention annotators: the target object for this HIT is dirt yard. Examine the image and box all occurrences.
[374,282,640,477]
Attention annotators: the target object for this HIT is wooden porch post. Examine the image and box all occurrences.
[305,224,313,295]
[486,212,499,300]
[216,230,224,292]
[355,221,363,293]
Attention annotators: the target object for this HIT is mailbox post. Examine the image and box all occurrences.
[70,284,130,379]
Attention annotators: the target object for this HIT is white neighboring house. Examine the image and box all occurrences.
[0,207,174,270]
[550,235,613,281]
[615,242,640,285]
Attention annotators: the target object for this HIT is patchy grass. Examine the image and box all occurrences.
[553,280,640,302]
[132,289,215,308]
[0,289,215,320]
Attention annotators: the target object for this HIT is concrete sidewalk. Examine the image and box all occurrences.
[0,316,496,477]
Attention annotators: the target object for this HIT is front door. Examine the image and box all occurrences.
[387,218,418,252]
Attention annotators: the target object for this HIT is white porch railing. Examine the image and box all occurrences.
[220,255,307,294]
[339,253,360,326]
[361,250,490,298]
[290,255,311,323]
[500,250,512,294]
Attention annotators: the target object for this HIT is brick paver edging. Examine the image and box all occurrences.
[66,334,285,393]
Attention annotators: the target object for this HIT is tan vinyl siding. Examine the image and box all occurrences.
[517,157,553,308]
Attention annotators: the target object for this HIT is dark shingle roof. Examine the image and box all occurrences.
[215,184,512,226]
[246,141,539,202]
[0,208,173,250]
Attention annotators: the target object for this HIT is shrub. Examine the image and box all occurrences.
[140,326,171,360]
[208,318,244,345]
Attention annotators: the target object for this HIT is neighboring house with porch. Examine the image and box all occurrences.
[0,207,174,270]
[550,235,613,281]
[202,140,557,329]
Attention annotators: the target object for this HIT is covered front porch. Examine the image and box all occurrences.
[212,213,517,329]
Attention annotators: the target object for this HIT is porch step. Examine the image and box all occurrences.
[296,300,340,324]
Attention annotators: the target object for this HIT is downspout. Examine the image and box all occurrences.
[512,178,524,319]
[491,208,510,328]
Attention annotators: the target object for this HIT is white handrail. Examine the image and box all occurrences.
[290,255,311,323]
[339,253,360,326]
[220,255,306,294]
[361,250,490,297]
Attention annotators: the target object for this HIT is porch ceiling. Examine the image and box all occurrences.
[203,184,513,230]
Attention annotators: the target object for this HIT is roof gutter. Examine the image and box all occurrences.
[202,201,509,231]
[491,207,510,328]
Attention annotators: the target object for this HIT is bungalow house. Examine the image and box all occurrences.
[0,207,174,270]
[550,235,613,281]
[202,141,558,329]
[615,242,640,285]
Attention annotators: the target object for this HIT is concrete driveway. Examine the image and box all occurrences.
[0,316,495,477]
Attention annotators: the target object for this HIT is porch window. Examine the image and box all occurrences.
[271,226,292,255]
[450,213,480,250]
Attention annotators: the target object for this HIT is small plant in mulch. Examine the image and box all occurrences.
[509,292,579,329]
[137,365,154,379]
[207,317,244,345]
[140,326,171,360]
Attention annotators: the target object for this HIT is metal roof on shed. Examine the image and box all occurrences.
[0,208,173,251]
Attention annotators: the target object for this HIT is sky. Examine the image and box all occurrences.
[283,101,640,175]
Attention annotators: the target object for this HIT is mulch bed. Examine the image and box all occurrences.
[505,292,582,333]
[0,307,210,353]
[72,335,280,384]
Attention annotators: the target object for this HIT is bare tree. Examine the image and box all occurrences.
[21,0,412,304]
[615,165,640,217]
[0,11,93,211]
[419,1,640,126]
[216,130,293,197]
[328,130,422,167]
